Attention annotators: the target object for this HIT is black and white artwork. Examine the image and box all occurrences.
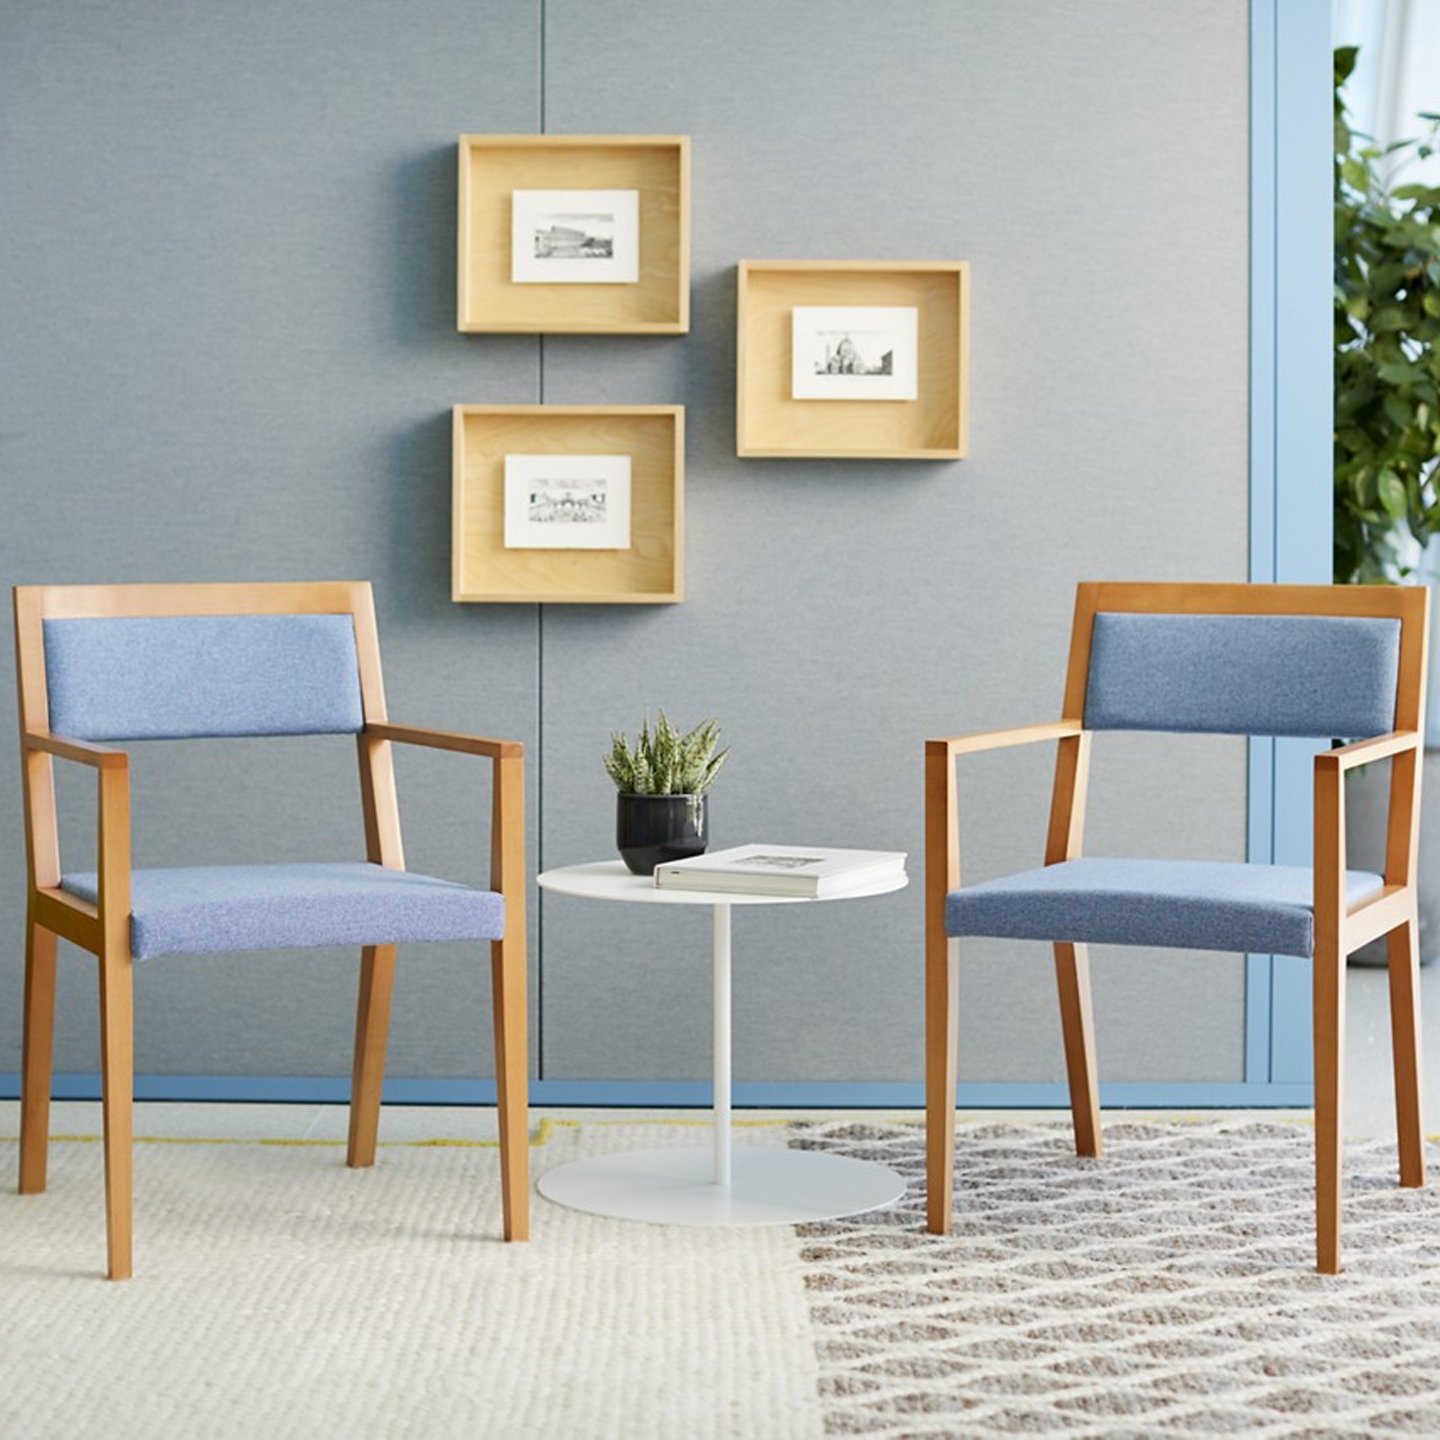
[734,854,827,870]
[503,454,632,549]
[511,189,640,284]
[791,306,919,401]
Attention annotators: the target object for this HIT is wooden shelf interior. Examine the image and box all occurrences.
[737,261,968,458]
[453,406,683,603]
[459,136,689,333]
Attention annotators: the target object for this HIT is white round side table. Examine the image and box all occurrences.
[535,859,909,1226]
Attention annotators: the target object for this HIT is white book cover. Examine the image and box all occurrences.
[654,844,906,896]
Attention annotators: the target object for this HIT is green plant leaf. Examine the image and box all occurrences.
[602,713,726,796]
[1334,47,1440,582]
[1378,469,1408,518]
[1377,360,1418,384]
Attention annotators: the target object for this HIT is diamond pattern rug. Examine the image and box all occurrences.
[791,1117,1440,1436]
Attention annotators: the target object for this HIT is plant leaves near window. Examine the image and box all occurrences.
[1334,45,1440,584]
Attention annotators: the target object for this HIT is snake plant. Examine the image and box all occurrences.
[604,712,728,796]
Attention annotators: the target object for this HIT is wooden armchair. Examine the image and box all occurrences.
[14,581,528,1279]
[926,581,1429,1273]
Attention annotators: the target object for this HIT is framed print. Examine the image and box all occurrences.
[503,453,632,549]
[454,405,684,603]
[736,261,968,458]
[458,135,690,332]
[791,305,919,401]
[511,189,640,284]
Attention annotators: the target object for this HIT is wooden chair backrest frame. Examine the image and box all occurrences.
[13,581,404,951]
[1047,582,1429,894]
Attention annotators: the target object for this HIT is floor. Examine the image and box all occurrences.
[2,954,1437,1146]
[1342,953,1440,1136]
[5,962,1440,1437]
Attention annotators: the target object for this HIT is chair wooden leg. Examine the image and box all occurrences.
[347,944,397,1168]
[1314,935,1345,1275]
[19,916,59,1195]
[1053,941,1102,1158]
[491,935,529,1241]
[98,946,134,1281]
[925,936,958,1234]
[1387,915,1426,1189]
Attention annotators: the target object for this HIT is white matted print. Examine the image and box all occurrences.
[511,190,640,284]
[503,454,632,550]
[791,306,919,401]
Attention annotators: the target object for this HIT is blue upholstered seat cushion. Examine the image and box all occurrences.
[59,863,504,961]
[945,857,1384,957]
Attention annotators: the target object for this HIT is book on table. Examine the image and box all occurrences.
[653,844,907,897]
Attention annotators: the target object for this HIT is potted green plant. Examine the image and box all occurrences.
[1334,46,1440,582]
[1334,45,1440,962]
[604,712,728,875]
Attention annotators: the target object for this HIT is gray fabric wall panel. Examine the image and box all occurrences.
[2,0,1250,1090]
[538,0,1251,1085]
[0,0,543,1079]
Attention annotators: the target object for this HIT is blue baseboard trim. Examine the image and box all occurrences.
[0,1073,1314,1109]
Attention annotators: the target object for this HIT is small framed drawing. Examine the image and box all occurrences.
[791,305,919,401]
[511,189,640,284]
[503,454,632,550]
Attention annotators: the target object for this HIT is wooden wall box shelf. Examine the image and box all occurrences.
[452,405,684,604]
[458,135,690,334]
[736,260,970,459]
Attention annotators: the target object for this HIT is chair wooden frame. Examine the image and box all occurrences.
[925,581,1430,1274]
[13,581,529,1279]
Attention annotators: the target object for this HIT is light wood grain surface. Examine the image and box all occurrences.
[737,260,968,458]
[452,405,683,603]
[458,135,689,334]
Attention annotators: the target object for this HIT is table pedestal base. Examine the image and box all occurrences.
[537,1145,906,1226]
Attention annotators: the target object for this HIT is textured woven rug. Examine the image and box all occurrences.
[5,1115,1440,1438]
[792,1117,1440,1437]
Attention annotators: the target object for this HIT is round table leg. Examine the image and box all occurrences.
[535,884,906,1227]
[713,903,732,1186]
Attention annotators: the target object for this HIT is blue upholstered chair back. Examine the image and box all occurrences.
[1083,612,1402,739]
[42,614,365,741]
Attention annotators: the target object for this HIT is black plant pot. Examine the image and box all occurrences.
[616,793,708,876]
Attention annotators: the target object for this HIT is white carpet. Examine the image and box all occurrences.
[0,1119,824,1440]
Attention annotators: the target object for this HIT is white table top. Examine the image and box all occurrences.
[537,859,909,907]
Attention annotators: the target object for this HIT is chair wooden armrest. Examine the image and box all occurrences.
[23,730,129,770]
[365,721,523,759]
[1314,729,1420,773]
[926,719,1089,886]
[1314,731,1423,948]
[361,722,524,902]
[927,719,1089,869]
[20,733,131,951]
[927,719,1083,757]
